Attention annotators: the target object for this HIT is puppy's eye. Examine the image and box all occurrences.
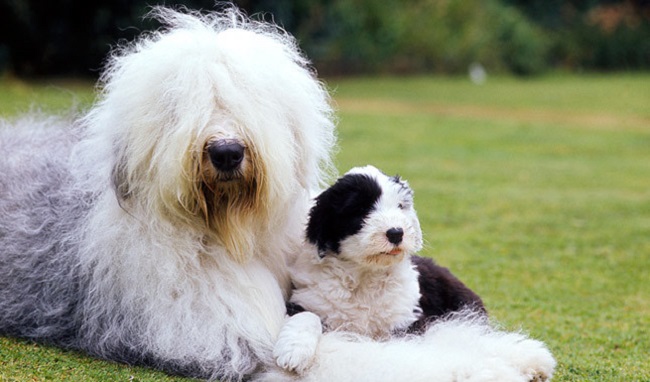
[398,203,404,209]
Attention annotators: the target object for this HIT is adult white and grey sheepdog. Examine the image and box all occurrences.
[0,7,555,382]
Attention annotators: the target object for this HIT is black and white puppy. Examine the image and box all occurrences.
[273,166,556,378]
[286,165,485,339]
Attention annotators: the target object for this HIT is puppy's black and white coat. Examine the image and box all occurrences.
[272,166,555,379]
[286,165,484,339]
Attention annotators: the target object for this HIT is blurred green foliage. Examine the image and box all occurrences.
[0,0,647,77]
[505,0,650,71]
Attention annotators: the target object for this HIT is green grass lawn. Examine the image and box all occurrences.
[1,73,649,381]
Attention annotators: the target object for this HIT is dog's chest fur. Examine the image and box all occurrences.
[289,255,421,339]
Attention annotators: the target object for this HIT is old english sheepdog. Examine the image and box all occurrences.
[0,7,555,382]
[285,165,485,339]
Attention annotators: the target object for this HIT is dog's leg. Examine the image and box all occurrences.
[478,330,556,382]
[273,312,323,375]
[289,317,556,382]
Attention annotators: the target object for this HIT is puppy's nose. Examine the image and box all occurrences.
[208,142,245,172]
[386,227,404,245]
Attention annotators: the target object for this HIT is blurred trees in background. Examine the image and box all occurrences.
[0,0,648,77]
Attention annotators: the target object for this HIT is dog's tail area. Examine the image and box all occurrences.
[256,312,556,382]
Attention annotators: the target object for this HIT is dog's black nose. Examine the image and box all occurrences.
[386,227,404,245]
[208,142,245,172]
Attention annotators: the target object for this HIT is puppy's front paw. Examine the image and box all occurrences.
[274,312,323,374]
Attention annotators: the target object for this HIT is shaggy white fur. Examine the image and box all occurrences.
[72,8,339,379]
[267,311,556,382]
[0,7,555,382]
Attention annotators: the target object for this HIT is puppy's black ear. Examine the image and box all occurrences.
[306,173,382,257]
[306,184,341,256]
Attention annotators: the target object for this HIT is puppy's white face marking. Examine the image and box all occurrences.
[339,166,423,266]
[306,165,423,267]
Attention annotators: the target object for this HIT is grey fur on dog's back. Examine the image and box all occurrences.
[0,118,88,345]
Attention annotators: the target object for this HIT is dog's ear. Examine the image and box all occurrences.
[306,193,339,257]
[111,154,131,201]
[390,173,414,199]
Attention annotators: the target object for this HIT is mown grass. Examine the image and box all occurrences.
[1,74,649,381]
[0,77,96,116]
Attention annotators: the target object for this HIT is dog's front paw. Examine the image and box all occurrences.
[274,312,323,374]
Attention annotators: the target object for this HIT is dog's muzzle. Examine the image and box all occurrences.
[208,140,245,173]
